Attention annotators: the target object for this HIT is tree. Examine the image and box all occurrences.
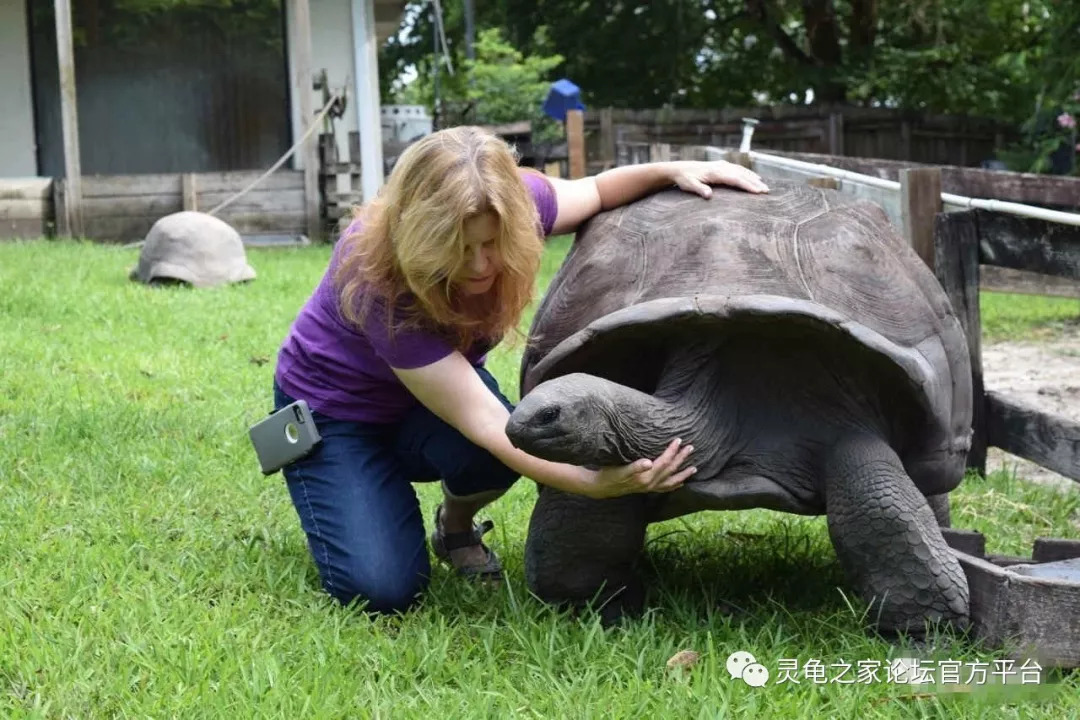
[392,25,566,144]
[381,0,1065,124]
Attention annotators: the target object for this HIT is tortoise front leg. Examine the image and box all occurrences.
[525,486,648,623]
[822,435,969,637]
[926,493,951,527]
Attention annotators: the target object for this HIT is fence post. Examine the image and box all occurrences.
[599,108,615,171]
[901,167,943,271]
[827,113,844,155]
[567,109,586,179]
[934,211,987,475]
[182,174,198,212]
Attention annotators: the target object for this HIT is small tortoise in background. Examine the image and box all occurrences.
[506,180,973,637]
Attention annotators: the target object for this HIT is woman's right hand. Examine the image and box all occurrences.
[581,438,697,499]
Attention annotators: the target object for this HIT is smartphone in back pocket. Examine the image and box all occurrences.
[249,400,322,475]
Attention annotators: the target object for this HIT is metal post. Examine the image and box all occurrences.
[350,0,385,201]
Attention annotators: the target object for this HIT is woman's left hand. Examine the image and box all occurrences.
[669,160,769,198]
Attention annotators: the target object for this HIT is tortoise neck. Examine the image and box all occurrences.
[603,342,729,466]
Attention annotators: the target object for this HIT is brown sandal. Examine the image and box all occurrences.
[430,504,504,581]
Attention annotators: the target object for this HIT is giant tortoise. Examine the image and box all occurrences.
[505,180,973,637]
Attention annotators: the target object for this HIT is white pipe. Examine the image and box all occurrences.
[705,145,1080,228]
[351,0,385,201]
[940,193,1080,226]
[739,118,759,153]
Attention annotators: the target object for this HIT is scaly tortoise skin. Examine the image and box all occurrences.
[505,180,972,636]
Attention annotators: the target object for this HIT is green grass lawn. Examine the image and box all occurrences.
[2,238,1078,718]
[980,291,1079,344]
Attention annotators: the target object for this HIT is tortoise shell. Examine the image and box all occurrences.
[520,181,973,495]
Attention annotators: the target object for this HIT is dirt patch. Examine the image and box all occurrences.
[982,326,1080,490]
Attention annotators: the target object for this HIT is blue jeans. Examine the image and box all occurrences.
[272,367,519,613]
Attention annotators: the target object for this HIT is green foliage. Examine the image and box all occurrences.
[380,1,1077,131]
[392,25,565,144]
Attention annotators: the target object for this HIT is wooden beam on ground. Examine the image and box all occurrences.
[901,167,942,270]
[288,0,321,241]
[973,209,1080,280]
[986,390,1080,484]
[54,0,83,238]
[934,210,986,474]
[567,109,585,179]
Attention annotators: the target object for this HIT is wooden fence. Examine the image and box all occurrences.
[48,170,307,243]
[0,178,53,238]
[584,106,1016,177]
[612,140,1080,488]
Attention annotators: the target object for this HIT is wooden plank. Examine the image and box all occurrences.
[1,218,51,239]
[973,209,1080,280]
[182,174,198,211]
[567,109,585,179]
[82,212,306,243]
[0,200,50,219]
[934,210,986,474]
[77,171,303,198]
[957,551,1080,669]
[222,213,307,234]
[79,191,303,219]
[194,171,304,193]
[901,167,943,270]
[1033,538,1080,563]
[207,192,306,215]
[986,390,1080,483]
[941,528,987,557]
[0,178,53,200]
[80,196,182,217]
[54,0,83,237]
[979,265,1080,299]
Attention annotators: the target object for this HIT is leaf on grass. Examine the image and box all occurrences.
[249,355,269,366]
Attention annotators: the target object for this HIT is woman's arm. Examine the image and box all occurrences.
[549,160,769,236]
[392,352,696,499]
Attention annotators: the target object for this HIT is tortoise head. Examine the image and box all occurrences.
[506,372,656,467]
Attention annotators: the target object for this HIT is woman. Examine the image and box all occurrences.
[272,126,768,613]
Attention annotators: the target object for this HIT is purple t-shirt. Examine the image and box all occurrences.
[275,170,558,423]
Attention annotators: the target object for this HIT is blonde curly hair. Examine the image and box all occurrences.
[334,126,546,351]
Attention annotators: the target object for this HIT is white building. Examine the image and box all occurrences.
[0,0,406,241]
